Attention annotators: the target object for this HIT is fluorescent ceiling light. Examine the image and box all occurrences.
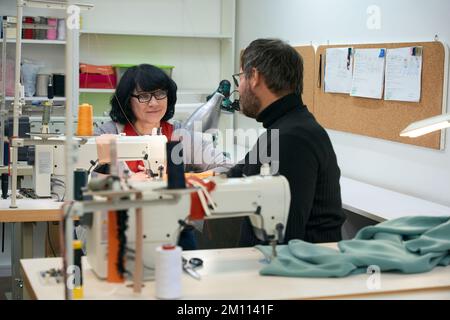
[400,113,450,138]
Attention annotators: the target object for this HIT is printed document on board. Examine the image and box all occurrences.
[324,47,354,94]
[384,47,423,102]
[350,48,386,99]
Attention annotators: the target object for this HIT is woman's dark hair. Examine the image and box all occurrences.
[110,64,177,124]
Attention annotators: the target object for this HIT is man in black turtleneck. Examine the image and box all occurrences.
[227,38,346,244]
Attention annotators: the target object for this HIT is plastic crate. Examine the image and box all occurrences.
[112,64,175,82]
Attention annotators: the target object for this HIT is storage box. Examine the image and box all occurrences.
[79,73,117,89]
[79,63,117,89]
[112,64,175,83]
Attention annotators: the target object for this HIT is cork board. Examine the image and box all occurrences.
[294,45,316,113]
[314,41,447,150]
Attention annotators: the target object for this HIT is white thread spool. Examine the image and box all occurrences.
[57,19,66,41]
[155,244,182,299]
[36,74,49,97]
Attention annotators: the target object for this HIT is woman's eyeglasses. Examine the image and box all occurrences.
[131,90,168,103]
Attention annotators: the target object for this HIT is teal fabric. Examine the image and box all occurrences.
[256,216,450,277]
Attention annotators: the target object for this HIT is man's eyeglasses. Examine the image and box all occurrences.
[131,90,168,103]
[232,72,244,87]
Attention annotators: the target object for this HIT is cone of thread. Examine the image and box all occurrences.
[77,104,94,136]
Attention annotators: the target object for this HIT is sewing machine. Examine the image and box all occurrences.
[30,134,167,197]
[85,172,291,279]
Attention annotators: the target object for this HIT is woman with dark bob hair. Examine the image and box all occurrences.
[95,64,232,177]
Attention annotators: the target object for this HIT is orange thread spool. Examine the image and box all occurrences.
[77,103,94,136]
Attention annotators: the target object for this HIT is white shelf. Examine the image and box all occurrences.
[80,30,232,40]
[5,96,66,102]
[79,88,115,93]
[78,89,214,95]
[0,38,66,45]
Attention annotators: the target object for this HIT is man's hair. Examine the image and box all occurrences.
[241,38,303,96]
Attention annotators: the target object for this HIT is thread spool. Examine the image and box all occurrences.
[155,244,182,299]
[77,104,94,136]
[47,74,54,99]
[1,173,8,200]
[36,74,49,97]
[73,240,84,299]
[35,17,47,40]
[74,169,88,201]
[23,17,34,39]
[166,141,186,189]
[57,18,66,41]
[52,73,65,96]
[47,18,57,40]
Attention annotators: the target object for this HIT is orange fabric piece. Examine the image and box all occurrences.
[187,177,216,220]
[107,211,124,283]
[80,63,115,75]
[184,171,215,180]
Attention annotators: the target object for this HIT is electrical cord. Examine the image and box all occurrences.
[19,188,38,199]
[47,222,57,257]
[1,223,4,253]
[51,192,61,202]
[51,178,65,185]
[87,159,99,175]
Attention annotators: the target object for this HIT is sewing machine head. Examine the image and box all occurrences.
[84,173,290,280]
[32,134,168,198]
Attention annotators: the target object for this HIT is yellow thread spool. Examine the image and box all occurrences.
[77,103,94,136]
[73,240,84,299]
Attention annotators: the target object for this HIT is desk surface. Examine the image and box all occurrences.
[0,198,63,222]
[0,165,33,176]
[21,245,450,300]
[2,176,450,224]
[340,177,450,222]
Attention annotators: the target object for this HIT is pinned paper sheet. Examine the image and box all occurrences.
[324,47,354,94]
[384,47,423,102]
[350,48,386,99]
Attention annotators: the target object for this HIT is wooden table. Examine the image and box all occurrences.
[21,245,450,300]
[1,198,63,300]
[0,198,63,222]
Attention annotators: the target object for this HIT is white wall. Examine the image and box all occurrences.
[235,0,450,206]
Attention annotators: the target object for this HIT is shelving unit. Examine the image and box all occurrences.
[80,29,232,40]
[78,0,236,129]
[1,0,237,126]
[0,38,65,45]
[79,88,114,93]
[4,96,66,101]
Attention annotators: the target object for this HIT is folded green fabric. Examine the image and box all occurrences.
[256,216,450,277]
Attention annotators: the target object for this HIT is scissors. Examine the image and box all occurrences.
[182,257,203,280]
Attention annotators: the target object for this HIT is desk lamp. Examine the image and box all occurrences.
[400,113,450,138]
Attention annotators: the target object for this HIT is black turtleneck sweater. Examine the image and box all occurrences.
[228,93,346,244]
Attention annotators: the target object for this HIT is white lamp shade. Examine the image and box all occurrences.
[400,113,450,138]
